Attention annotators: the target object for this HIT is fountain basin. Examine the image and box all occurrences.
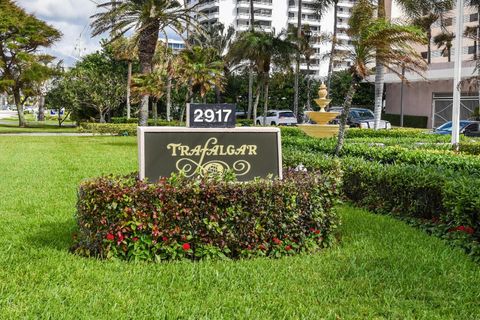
[305,111,340,125]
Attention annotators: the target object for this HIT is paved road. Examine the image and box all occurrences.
[0,111,17,120]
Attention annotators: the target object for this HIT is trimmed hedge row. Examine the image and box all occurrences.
[283,149,479,240]
[72,169,342,262]
[78,123,138,136]
[382,113,429,128]
[282,134,480,176]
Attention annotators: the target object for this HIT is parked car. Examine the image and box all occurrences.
[256,110,298,126]
[432,120,480,135]
[329,107,392,129]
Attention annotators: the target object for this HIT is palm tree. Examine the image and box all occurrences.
[111,36,137,119]
[293,0,303,119]
[131,69,165,125]
[173,46,225,106]
[189,22,235,102]
[288,24,320,111]
[228,31,296,125]
[434,31,455,62]
[313,0,339,95]
[412,13,439,64]
[248,0,255,120]
[335,0,427,155]
[91,0,195,126]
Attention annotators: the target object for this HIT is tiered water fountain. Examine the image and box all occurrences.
[298,83,340,138]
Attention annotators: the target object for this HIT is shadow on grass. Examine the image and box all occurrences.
[28,219,77,252]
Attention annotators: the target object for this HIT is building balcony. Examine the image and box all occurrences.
[236,0,273,8]
[198,11,219,22]
[337,0,355,8]
[196,0,219,11]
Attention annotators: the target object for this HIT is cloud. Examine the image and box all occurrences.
[16,0,103,65]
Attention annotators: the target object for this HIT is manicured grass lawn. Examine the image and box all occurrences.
[0,123,77,133]
[0,136,479,319]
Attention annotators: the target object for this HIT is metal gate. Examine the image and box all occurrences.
[432,93,479,128]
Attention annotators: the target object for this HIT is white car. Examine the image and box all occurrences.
[256,110,298,126]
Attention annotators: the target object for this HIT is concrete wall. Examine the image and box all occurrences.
[385,80,477,128]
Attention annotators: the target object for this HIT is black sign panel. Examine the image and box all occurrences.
[138,127,282,182]
[187,103,236,128]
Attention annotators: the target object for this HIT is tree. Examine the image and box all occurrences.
[228,31,295,124]
[173,46,225,111]
[189,22,235,103]
[45,72,77,126]
[412,13,439,64]
[434,31,455,62]
[293,0,303,119]
[0,0,61,127]
[91,0,195,126]
[335,0,427,155]
[111,36,138,119]
[313,0,339,96]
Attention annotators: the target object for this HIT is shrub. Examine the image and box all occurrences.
[72,169,342,262]
[458,142,480,155]
[382,114,429,128]
[78,123,137,136]
[345,128,429,139]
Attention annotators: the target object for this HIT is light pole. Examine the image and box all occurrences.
[452,0,464,146]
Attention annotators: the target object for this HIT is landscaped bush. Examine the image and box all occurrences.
[72,169,342,262]
[458,142,480,155]
[345,128,429,139]
[382,113,429,128]
[110,117,182,126]
[78,123,137,136]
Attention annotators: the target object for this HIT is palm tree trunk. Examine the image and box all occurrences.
[247,0,255,120]
[306,61,311,111]
[126,61,132,119]
[253,86,261,125]
[293,0,302,119]
[327,0,339,95]
[152,100,158,126]
[427,28,432,64]
[373,63,384,130]
[166,76,172,122]
[448,46,451,62]
[373,0,386,130]
[138,20,160,126]
[263,76,269,126]
[247,64,254,119]
[38,95,45,121]
[335,81,358,156]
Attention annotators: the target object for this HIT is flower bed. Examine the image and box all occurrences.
[72,169,342,262]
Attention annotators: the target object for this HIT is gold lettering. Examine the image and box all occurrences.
[189,146,202,156]
[248,145,257,155]
[235,145,247,155]
[227,145,235,156]
[208,145,220,156]
[167,143,182,156]
[179,146,190,156]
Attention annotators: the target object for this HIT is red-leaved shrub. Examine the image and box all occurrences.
[71,169,341,262]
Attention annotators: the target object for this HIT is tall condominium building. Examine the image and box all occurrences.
[186,0,336,77]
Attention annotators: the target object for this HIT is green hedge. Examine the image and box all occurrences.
[78,123,138,136]
[382,113,429,128]
[72,170,341,262]
[282,149,479,257]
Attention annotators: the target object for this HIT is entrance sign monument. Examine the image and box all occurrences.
[138,126,282,182]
